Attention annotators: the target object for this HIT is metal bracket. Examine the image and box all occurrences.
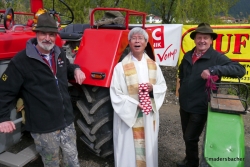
[0,144,38,167]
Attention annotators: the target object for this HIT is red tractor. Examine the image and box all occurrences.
[0,0,155,166]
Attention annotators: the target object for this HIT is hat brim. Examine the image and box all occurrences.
[33,27,58,33]
[190,31,217,40]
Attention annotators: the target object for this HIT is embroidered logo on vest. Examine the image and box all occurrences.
[1,74,8,81]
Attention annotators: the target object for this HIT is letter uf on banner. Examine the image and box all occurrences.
[147,26,165,49]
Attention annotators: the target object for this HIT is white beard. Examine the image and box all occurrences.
[37,40,55,51]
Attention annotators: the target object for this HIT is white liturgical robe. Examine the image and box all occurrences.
[110,55,167,167]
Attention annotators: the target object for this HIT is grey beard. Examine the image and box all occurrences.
[37,40,55,51]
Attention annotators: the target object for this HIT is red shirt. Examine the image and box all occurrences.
[192,50,205,64]
[33,45,56,75]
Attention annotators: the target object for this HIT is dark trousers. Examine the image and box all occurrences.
[179,108,207,167]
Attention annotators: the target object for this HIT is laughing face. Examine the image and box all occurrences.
[129,33,147,58]
[194,33,213,53]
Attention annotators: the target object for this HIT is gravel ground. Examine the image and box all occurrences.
[3,103,250,167]
[2,66,250,167]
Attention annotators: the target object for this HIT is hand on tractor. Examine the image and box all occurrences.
[74,68,86,84]
[0,121,16,133]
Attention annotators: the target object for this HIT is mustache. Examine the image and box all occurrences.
[41,40,52,44]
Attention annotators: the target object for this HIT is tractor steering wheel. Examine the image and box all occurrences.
[48,0,74,26]
[4,8,14,30]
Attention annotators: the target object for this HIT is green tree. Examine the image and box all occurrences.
[174,0,239,24]
[151,0,177,23]
[0,0,5,8]
[43,0,90,24]
[1,0,241,25]
[115,0,151,23]
[147,0,239,24]
[1,0,31,24]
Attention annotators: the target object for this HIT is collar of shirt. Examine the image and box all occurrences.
[193,49,206,57]
[33,44,54,58]
[132,53,145,62]
[33,44,55,66]
[192,49,209,64]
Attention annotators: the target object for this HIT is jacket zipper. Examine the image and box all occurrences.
[35,57,67,126]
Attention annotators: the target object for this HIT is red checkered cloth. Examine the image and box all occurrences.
[205,75,219,100]
[138,83,152,115]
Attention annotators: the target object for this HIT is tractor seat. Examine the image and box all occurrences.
[210,94,247,114]
[59,24,90,40]
[92,24,126,29]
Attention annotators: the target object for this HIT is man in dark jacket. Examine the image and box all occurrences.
[0,12,85,167]
[177,23,246,167]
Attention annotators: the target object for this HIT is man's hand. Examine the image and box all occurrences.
[0,121,16,133]
[74,68,86,84]
[201,69,210,80]
[138,103,144,110]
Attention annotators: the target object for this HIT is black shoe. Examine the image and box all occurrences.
[176,158,188,167]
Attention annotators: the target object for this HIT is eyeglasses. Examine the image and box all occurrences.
[130,37,145,42]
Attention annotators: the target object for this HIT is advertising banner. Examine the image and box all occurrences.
[141,24,250,83]
[145,24,183,66]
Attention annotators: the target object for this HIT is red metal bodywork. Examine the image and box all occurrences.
[74,8,155,87]
[74,29,130,87]
[0,27,63,60]
[0,29,63,60]
[0,0,62,60]
[0,30,35,60]
[30,0,44,13]
[1,3,155,88]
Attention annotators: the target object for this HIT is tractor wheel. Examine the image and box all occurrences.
[75,85,113,158]
[70,46,130,158]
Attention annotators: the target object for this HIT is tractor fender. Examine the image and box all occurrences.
[74,28,154,88]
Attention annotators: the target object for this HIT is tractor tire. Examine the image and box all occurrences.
[75,85,113,158]
[70,46,130,158]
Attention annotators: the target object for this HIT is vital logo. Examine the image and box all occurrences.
[1,74,8,81]
[157,44,178,62]
[148,26,165,49]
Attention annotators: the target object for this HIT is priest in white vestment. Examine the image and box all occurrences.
[110,27,167,167]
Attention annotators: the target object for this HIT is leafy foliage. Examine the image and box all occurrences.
[1,0,240,24]
[150,0,177,23]
[225,83,250,106]
[1,0,32,24]
[174,0,239,24]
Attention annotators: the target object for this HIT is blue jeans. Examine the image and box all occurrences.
[31,123,80,167]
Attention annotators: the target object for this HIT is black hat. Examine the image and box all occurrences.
[190,23,217,40]
[33,12,58,33]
